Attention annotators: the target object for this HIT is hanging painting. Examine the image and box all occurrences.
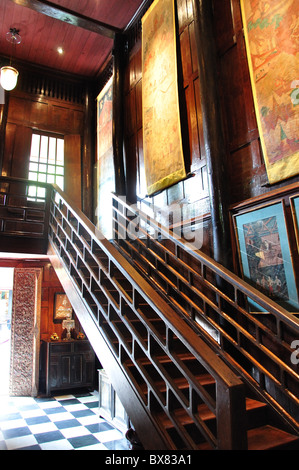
[240,0,299,184]
[142,0,186,196]
[96,77,115,239]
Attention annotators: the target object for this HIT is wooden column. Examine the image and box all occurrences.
[82,82,95,220]
[112,33,126,196]
[0,91,9,174]
[191,0,232,269]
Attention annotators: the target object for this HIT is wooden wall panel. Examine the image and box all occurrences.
[123,0,211,254]
[64,134,82,209]
[0,258,83,342]
[213,0,298,205]
[10,126,33,178]
[2,88,85,210]
[29,99,49,127]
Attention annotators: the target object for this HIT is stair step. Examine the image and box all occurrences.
[158,397,266,429]
[248,425,299,450]
[139,373,215,395]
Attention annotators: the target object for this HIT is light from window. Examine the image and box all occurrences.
[28,133,64,201]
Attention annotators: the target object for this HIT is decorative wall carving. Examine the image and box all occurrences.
[9,268,42,396]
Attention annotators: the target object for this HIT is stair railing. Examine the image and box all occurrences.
[111,194,299,433]
[48,184,248,450]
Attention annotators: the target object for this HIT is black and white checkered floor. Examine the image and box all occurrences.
[0,391,130,450]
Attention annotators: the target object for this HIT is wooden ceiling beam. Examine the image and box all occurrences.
[9,0,121,39]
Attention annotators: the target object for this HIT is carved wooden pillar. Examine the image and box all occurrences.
[9,268,42,397]
[191,0,232,269]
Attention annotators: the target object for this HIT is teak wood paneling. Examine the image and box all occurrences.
[2,88,84,210]
[122,0,298,263]
[6,92,84,134]
[123,0,211,254]
[213,0,298,203]
[0,258,83,342]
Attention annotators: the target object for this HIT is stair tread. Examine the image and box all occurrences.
[157,397,268,429]
[248,425,299,450]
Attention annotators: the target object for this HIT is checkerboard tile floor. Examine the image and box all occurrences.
[0,391,130,450]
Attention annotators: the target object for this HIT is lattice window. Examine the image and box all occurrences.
[28,132,64,201]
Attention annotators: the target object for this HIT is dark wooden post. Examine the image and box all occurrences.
[82,82,95,220]
[0,91,9,174]
[112,33,126,196]
[191,0,232,269]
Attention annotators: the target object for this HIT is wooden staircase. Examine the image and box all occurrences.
[0,177,298,450]
[111,193,299,449]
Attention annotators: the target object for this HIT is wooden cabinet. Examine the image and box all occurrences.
[40,340,95,396]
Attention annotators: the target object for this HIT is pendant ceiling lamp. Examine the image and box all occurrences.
[0,28,21,92]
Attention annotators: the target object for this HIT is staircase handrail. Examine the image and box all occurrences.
[49,183,248,449]
[111,193,299,432]
[112,193,299,329]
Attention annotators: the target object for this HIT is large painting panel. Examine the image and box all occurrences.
[96,77,115,239]
[240,0,299,184]
[142,0,186,196]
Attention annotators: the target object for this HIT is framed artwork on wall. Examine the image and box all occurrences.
[290,195,299,251]
[232,201,299,312]
[53,293,73,323]
[240,0,299,184]
[142,0,186,196]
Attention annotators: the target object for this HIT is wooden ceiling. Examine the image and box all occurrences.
[0,0,145,78]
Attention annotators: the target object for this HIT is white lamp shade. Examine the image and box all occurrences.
[0,66,19,91]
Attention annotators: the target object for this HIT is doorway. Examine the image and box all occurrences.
[0,268,14,396]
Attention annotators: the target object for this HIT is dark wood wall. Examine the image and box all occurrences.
[0,258,84,341]
[0,65,92,214]
[121,0,298,258]
[124,0,212,254]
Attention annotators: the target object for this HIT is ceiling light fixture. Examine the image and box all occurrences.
[0,28,21,92]
[57,47,64,54]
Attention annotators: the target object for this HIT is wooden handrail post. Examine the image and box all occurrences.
[216,381,247,449]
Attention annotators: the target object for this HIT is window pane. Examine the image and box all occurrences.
[56,166,64,175]
[29,162,38,172]
[57,139,64,164]
[47,174,55,184]
[29,172,38,181]
[48,165,56,174]
[49,137,57,163]
[37,187,46,198]
[39,164,47,173]
[30,134,40,160]
[28,186,37,197]
[38,173,47,182]
[56,175,64,190]
[40,136,48,163]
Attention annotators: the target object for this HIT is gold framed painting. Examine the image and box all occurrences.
[53,293,73,323]
[142,0,186,196]
[240,0,299,184]
[232,200,299,312]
